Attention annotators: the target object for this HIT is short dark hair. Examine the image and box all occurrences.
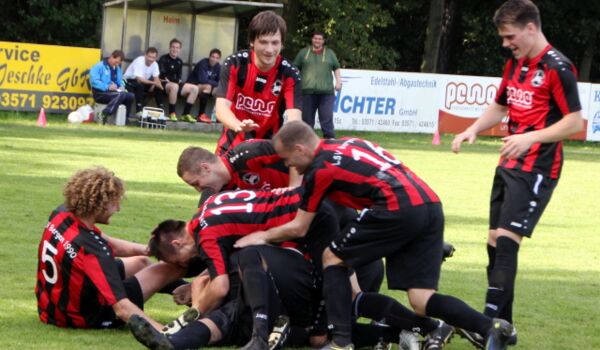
[272,120,318,151]
[146,47,158,55]
[177,146,218,177]
[209,48,221,57]
[493,0,541,29]
[312,31,325,39]
[169,38,182,48]
[148,219,186,261]
[248,10,287,45]
[110,50,125,61]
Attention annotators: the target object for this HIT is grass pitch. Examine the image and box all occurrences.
[0,112,599,349]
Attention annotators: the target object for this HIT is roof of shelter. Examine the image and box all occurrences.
[103,0,282,15]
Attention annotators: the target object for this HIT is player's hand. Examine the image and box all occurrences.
[234,119,260,133]
[156,81,164,90]
[451,129,477,153]
[309,334,328,348]
[335,81,342,91]
[234,231,267,248]
[172,284,192,306]
[108,83,118,91]
[500,133,534,159]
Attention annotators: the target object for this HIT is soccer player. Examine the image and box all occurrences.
[35,167,185,330]
[157,38,199,123]
[236,121,517,350]
[133,189,339,350]
[214,10,302,155]
[451,0,583,346]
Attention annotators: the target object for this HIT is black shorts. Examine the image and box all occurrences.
[489,166,557,237]
[207,298,253,347]
[330,203,444,291]
[231,245,315,328]
[93,260,144,328]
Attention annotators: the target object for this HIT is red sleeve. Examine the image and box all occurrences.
[300,164,335,212]
[282,65,302,110]
[197,227,229,278]
[214,58,237,100]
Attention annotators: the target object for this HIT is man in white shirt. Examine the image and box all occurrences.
[124,47,165,116]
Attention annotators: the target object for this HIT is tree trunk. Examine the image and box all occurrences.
[437,0,458,73]
[579,28,597,82]
[281,0,300,58]
[421,0,444,73]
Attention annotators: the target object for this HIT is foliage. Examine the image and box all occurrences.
[0,0,104,48]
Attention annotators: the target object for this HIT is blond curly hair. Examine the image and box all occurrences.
[63,167,125,218]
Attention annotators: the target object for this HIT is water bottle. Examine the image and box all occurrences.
[116,105,126,126]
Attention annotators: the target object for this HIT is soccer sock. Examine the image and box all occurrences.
[198,93,209,115]
[485,236,519,320]
[168,320,212,349]
[239,249,270,340]
[183,102,193,115]
[352,322,401,348]
[425,293,493,336]
[353,292,438,335]
[158,279,188,294]
[486,244,496,282]
[323,265,353,346]
[168,103,176,115]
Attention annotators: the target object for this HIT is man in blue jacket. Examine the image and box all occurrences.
[186,48,221,123]
[89,50,135,122]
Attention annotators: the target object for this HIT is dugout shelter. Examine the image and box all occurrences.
[101,0,283,76]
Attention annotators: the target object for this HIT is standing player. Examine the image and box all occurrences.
[451,0,583,345]
[236,121,517,350]
[214,10,302,155]
[158,38,199,123]
[35,167,184,330]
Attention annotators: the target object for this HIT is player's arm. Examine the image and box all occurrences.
[500,111,583,159]
[215,98,259,132]
[288,166,303,188]
[234,209,316,247]
[334,68,342,91]
[451,102,508,153]
[284,108,302,122]
[191,274,229,314]
[112,297,163,330]
[104,233,148,257]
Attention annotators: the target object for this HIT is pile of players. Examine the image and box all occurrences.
[37,1,584,350]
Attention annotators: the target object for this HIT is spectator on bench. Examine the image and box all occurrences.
[187,48,221,123]
[158,38,199,123]
[89,49,135,123]
[123,47,165,117]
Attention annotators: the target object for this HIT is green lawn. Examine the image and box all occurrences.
[1,112,599,349]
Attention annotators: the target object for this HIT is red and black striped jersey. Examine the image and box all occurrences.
[35,205,126,328]
[300,138,440,213]
[187,189,302,278]
[221,139,289,191]
[495,45,581,179]
[214,49,302,155]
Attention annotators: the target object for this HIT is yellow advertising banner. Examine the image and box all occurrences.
[0,41,100,112]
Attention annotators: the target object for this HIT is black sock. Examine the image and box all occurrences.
[323,265,353,346]
[353,292,438,335]
[168,320,212,349]
[484,236,519,320]
[425,293,492,336]
[169,104,176,114]
[198,94,209,115]
[239,249,270,340]
[158,279,188,295]
[183,102,193,115]
[352,323,401,348]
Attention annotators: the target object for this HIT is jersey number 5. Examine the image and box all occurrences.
[41,241,59,284]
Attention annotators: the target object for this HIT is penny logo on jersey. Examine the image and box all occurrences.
[506,86,534,109]
[235,93,276,117]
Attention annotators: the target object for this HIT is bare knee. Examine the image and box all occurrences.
[407,289,435,316]
[123,256,153,278]
[322,247,343,268]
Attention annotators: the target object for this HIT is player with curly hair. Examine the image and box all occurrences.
[36,167,186,330]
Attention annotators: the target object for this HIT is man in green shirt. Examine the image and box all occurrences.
[294,31,342,139]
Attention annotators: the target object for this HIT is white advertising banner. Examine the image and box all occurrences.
[329,69,441,133]
[587,84,600,141]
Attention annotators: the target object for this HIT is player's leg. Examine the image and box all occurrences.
[133,261,187,301]
[180,83,199,120]
[121,256,152,277]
